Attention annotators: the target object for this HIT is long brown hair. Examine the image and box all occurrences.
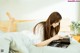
[33,12,62,40]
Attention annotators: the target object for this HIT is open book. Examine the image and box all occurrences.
[48,37,70,48]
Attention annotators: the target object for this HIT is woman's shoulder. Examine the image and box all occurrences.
[37,23,43,27]
[35,23,44,30]
[36,21,45,27]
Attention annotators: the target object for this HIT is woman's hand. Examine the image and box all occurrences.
[52,35,63,40]
[35,35,63,47]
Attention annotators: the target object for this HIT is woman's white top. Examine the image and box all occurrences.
[21,24,44,45]
[21,23,56,45]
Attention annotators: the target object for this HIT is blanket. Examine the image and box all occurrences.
[0,32,80,53]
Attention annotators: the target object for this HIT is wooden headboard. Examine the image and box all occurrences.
[0,20,33,32]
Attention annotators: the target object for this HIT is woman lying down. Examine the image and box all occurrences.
[0,12,80,53]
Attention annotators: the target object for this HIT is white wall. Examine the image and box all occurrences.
[0,0,79,21]
[78,3,80,20]
[25,1,78,21]
[0,0,62,20]
[0,0,79,31]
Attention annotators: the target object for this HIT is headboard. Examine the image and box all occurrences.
[0,19,71,32]
[0,20,34,32]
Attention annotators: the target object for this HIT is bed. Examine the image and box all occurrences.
[0,31,80,53]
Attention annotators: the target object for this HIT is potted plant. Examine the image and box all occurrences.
[70,21,80,35]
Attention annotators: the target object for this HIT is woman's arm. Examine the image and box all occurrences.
[35,35,63,47]
[34,24,63,47]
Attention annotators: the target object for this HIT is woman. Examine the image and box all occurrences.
[33,12,63,47]
[6,11,63,47]
[1,12,80,53]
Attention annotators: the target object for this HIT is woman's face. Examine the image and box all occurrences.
[52,22,60,28]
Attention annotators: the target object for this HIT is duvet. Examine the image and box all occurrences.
[0,32,80,53]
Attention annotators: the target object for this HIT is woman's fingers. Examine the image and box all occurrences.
[59,37,63,39]
[52,35,62,40]
[56,35,63,40]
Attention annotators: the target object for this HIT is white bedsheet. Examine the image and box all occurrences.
[29,38,80,53]
[0,32,80,53]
